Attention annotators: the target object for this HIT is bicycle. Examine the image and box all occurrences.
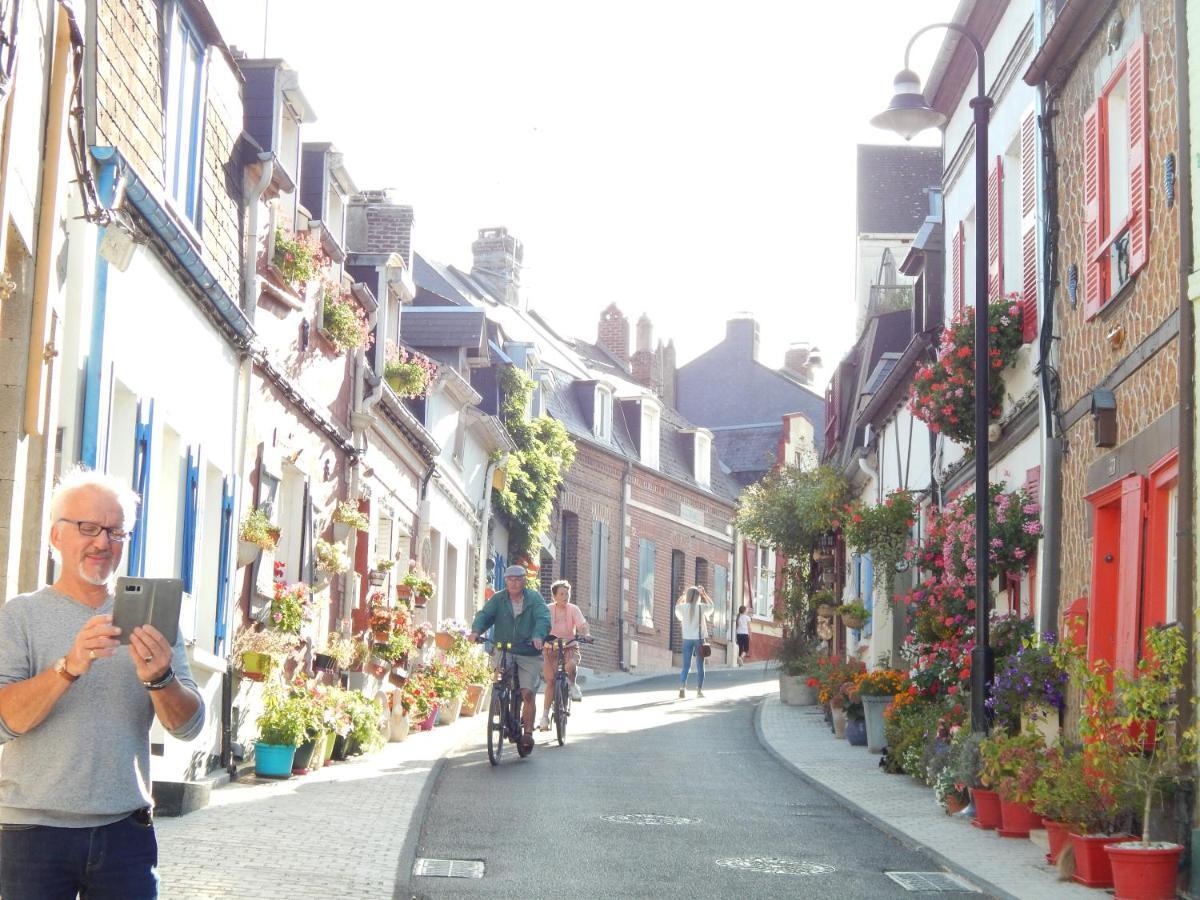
[481,639,538,765]
[544,635,594,747]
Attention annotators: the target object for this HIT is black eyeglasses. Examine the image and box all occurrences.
[57,518,131,543]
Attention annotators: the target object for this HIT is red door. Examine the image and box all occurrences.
[1085,475,1145,675]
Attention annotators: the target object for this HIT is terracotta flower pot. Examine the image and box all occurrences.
[1043,820,1071,865]
[969,788,1002,830]
[372,629,391,643]
[1104,841,1184,900]
[435,631,455,651]
[461,683,486,717]
[841,615,866,629]
[414,593,429,608]
[997,798,1043,838]
[365,656,389,679]
[1069,833,1132,888]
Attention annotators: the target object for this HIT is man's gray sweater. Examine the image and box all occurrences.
[0,586,205,827]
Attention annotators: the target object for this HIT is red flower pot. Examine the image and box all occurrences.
[969,788,1001,830]
[417,702,439,731]
[997,798,1042,838]
[1043,820,1071,865]
[1104,842,1183,900]
[1069,833,1132,888]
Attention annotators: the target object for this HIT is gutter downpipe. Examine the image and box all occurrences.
[343,282,380,630]
[616,460,631,671]
[221,153,272,775]
[23,6,72,437]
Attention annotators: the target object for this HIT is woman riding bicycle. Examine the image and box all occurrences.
[538,580,589,731]
[468,565,550,755]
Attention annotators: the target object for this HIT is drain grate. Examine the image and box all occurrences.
[715,857,835,876]
[602,813,697,826]
[412,858,485,879]
[885,872,981,893]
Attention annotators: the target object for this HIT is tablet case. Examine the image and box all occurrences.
[113,577,183,646]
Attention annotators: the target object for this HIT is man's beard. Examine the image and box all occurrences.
[78,556,117,588]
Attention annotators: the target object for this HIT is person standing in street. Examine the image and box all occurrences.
[675,586,713,699]
[538,580,589,730]
[0,467,205,899]
[469,564,550,755]
[735,605,752,666]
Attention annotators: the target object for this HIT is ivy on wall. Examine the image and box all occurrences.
[492,366,576,559]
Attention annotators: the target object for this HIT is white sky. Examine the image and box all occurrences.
[209,0,959,380]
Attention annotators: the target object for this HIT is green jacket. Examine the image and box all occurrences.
[472,587,551,656]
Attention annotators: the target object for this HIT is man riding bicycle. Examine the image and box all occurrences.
[468,565,550,756]
[538,580,588,731]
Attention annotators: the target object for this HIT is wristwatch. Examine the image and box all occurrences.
[54,656,80,683]
[142,667,176,691]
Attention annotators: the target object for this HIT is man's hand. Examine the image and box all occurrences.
[66,614,121,676]
[129,624,173,682]
[533,638,544,651]
[468,631,478,644]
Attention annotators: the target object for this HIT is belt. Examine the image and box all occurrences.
[130,807,154,826]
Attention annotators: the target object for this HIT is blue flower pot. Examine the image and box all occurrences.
[845,718,868,746]
[255,742,296,778]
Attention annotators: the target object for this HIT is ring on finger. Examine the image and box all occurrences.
[89,649,96,661]
[143,656,153,663]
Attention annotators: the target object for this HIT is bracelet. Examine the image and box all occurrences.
[142,667,176,691]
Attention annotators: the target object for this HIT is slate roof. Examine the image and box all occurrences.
[712,425,780,487]
[863,353,903,394]
[856,145,943,235]
[399,306,486,350]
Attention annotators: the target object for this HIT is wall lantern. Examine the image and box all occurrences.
[1090,389,1117,447]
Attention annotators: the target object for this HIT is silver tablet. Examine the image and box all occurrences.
[113,577,183,646]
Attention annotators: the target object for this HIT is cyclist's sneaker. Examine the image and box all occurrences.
[517,733,535,756]
[570,683,582,702]
[697,689,705,698]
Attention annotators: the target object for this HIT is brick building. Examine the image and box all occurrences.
[1025,0,1182,675]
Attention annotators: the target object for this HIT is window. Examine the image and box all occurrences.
[694,433,711,489]
[639,400,660,469]
[1084,35,1148,315]
[594,386,613,442]
[638,538,656,626]
[1143,452,1179,631]
[754,545,775,618]
[162,1,207,228]
[712,564,728,636]
[452,416,467,467]
[590,520,609,618]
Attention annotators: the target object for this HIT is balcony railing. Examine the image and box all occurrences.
[868,284,913,316]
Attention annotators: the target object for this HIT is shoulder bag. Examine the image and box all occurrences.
[697,604,712,658]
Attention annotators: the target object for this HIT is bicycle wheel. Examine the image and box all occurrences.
[487,686,505,765]
[553,674,569,746]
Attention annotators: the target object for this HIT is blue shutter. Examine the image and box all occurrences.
[180,445,200,591]
[862,553,874,637]
[128,400,155,577]
[213,477,234,655]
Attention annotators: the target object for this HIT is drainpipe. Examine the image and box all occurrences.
[616,460,631,671]
[342,289,379,628]
[221,153,273,774]
[22,6,71,436]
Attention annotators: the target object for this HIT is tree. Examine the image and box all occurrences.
[736,464,850,559]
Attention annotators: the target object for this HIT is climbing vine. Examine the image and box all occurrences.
[492,366,576,559]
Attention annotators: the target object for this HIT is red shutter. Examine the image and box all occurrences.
[1114,475,1146,675]
[987,157,1003,300]
[951,221,964,320]
[1127,35,1149,276]
[1020,111,1039,342]
[1023,465,1041,500]
[1083,101,1104,317]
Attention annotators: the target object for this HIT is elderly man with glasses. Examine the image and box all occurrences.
[0,466,204,899]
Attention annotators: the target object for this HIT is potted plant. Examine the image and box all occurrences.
[812,589,837,619]
[774,630,821,706]
[365,645,391,679]
[379,627,414,672]
[435,617,471,653]
[840,681,867,747]
[986,633,1068,739]
[254,690,307,778]
[269,579,313,635]
[853,669,907,753]
[426,658,467,725]
[837,601,869,630]
[981,732,1046,838]
[238,506,279,566]
[343,690,387,756]
[936,729,976,815]
[332,500,369,540]
[320,284,372,354]
[272,227,322,291]
[314,539,351,579]
[383,341,438,398]
[949,731,1001,830]
[459,648,494,717]
[1031,746,1079,865]
[1104,625,1197,900]
[232,626,293,682]
[314,632,355,674]
[403,673,438,731]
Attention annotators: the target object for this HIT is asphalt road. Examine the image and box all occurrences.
[396,664,986,899]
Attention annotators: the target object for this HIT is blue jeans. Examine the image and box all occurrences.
[680,639,705,688]
[0,813,159,899]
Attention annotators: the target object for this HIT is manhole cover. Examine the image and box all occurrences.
[885,872,981,893]
[715,857,836,876]
[412,858,485,879]
[602,814,698,826]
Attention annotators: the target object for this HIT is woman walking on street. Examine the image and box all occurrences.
[735,605,751,666]
[675,586,713,699]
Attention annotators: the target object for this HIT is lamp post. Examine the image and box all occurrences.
[872,23,994,734]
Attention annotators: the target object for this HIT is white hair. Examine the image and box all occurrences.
[49,465,140,528]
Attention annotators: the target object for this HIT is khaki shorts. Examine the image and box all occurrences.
[543,643,582,669]
[494,650,543,692]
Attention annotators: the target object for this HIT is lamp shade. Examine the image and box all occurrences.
[870,68,947,140]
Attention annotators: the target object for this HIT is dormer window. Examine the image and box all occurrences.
[594,386,613,441]
[694,431,711,489]
[162,1,207,228]
[640,399,660,469]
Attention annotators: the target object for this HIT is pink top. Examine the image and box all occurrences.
[548,602,587,640]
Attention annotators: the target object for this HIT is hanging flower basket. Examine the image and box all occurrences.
[237,539,263,568]
[414,593,429,609]
[383,342,437,398]
[368,570,387,587]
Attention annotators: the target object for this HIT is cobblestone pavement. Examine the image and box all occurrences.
[757,696,1097,900]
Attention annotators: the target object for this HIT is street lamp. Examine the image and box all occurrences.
[873,23,994,734]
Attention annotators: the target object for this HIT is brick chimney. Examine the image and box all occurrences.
[631,314,654,386]
[345,189,414,268]
[471,226,523,307]
[782,342,822,386]
[598,304,629,365]
[726,315,759,362]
